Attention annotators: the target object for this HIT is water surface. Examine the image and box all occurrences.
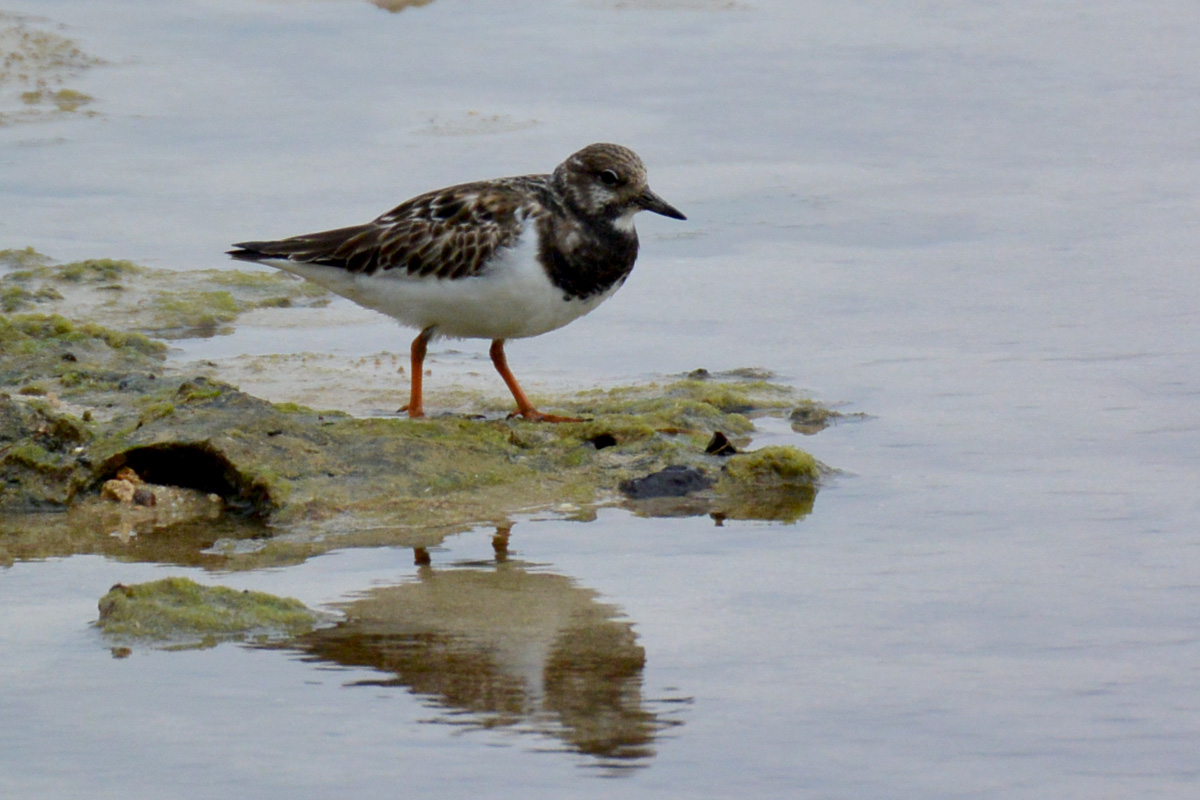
[2,1,1199,797]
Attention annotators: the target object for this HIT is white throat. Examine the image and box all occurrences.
[613,209,638,233]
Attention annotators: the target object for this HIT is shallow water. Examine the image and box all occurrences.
[3,1,1200,798]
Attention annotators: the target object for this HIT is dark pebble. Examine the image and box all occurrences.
[619,465,713,499]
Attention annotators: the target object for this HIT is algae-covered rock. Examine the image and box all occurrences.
[0,393,95,508]
[2,314,833,558]
[719,445,819,486]
[616,444,821,522]
[85,373,818,531]
[789,399,867,435]
[714,445,820,523]
[96,576,320,646]
[2,250,843,564]
[0,249,328,339]
[0,312,166,402]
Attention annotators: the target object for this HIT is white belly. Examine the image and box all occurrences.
[260,227,619,340]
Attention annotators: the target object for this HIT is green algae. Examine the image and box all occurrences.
[272,401,319,415]
[371,0,437,13]
[20,87,91,111]
[0,247,54,271]
[1,249,331,339]
[137,401,176,424]
[0,252,142,285]
[96,576,320,646]
[53,257,142,284]
[139,278,330,338]
[148,289,241,337]
[1,312,164,356]
[0,312,166,400]
[720,445,819,486]
[713,445,819,523]
[2,283,63,312]
[0,13,104,127]
[205,269,329,296]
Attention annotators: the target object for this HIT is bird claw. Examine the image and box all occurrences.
[508,409,583,423]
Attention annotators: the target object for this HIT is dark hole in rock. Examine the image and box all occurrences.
[100,444,271,516]
[589,433,618,450]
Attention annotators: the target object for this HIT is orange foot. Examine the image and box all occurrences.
[509,408,584,423]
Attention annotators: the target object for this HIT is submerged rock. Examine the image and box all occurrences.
[714,446,820,523]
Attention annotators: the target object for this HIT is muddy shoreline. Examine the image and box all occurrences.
[2,249,837,570]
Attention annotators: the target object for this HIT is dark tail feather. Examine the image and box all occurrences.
[227,224,379,271]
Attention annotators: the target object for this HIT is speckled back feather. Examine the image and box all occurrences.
[231,177,551,280]
[231,143,684,302]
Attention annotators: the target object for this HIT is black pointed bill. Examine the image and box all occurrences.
[637,188,687,220]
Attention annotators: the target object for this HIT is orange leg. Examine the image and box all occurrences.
[401,327,435,418]
[489,339,581,423]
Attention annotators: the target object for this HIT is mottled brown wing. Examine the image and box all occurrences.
[230,178,544,278]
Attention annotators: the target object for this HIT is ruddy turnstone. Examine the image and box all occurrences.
[229,143,685,421]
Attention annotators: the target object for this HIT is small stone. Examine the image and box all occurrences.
[620,465,713,499]
[115,466,144,484]
[789,404,835,435]
[101,479,135,504]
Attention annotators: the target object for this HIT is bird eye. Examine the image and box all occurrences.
[599,169,620,186]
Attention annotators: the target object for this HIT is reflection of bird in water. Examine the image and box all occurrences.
[289,530,670,764]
